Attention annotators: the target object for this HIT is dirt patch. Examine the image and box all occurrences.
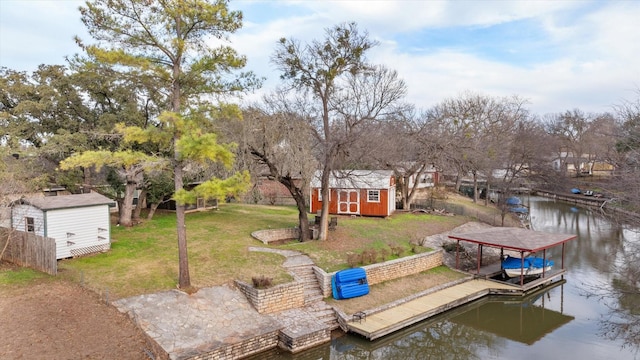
[0,276,158,360]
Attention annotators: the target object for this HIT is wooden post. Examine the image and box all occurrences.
[476,244,482,275]
[520,251,525,286]
[542,248,547,277]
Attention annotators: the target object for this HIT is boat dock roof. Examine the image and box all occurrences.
[447,227,577,253]
[448,227,577,286]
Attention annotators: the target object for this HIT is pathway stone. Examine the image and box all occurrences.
[114,286,281,359]
[114,247,335,359]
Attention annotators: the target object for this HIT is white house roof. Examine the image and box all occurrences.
[14,192,116,210]
[311,170,394,189]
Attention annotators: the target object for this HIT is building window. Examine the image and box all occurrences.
[368,190,380,203]
[317,188,323,202]
[25,217,35,232]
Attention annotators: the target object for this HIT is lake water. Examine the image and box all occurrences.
[259,196,640,359]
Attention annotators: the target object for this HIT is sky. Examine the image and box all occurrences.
[1,0,639,116]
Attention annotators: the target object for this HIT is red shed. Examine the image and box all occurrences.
[309,170,396,217]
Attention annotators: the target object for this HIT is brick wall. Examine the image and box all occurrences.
[235,280,305,314]
[251,228,300,244]
[185,330,279,360]
[278,328,331,354]
[315,249,444,298]
[365,249,444,285]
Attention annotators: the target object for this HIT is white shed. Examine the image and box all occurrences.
[11,192,115,259]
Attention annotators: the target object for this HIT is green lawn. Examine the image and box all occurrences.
[2,197,496,299]
[56,204,301,298]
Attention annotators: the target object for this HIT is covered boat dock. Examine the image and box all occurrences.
[345,228,577,341]
[448,227,577,288]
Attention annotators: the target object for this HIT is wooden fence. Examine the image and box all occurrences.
[0,228,57,275]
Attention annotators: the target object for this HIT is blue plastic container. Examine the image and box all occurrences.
[334,267,367,284]
[332,268,369,300]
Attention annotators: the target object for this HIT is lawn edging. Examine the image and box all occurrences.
[251,228,300,244]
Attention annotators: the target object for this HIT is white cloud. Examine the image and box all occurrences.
[0,0,86,69]
[1,0,638,115]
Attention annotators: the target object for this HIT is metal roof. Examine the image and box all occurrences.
[310,170,394,189]
[447,227,577,253]
[15,192,116,211]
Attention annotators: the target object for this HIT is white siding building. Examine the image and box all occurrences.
[11,192,115,259]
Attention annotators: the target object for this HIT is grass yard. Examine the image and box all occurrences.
[57,204,301,298]
[3,193,510,299]
[279,211,469,272]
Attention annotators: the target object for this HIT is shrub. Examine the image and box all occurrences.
[346,253,362,268]
[379,248,390,261]
[388,242,404,257]
[251,275,273,289]
[362,249,378,264]
[442,241,460,253]
[409,236,423,254]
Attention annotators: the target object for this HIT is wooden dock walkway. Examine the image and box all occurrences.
[347,279,519,340]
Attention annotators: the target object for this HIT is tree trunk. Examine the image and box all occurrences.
[175,162,191,289]
[119,180,136,227]
[133,189,147,222]
[295,196,310,241]
[172,52,190,289]
[318,166,331,241]
[472,171,478,203]
[401,176,409,210]
[284,180,310,241]
[404,165,426,210]
[484,182,490,206]
[147,203,160,220]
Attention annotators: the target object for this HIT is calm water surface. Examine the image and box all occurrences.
[259,196,640,359]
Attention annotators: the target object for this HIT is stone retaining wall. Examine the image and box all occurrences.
[251,228,300,244]
[315,249,444,298]
[185,330,279,360]
[235,280,305,314]
[278,328,331,354]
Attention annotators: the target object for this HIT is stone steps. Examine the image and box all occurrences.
[289,266,324,300]
[310,303,339,330]
[286,264,338,329]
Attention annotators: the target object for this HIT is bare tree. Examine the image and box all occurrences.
[366,109,442,210]
[609,90,640,218]
[272,23,406,240]
[238,93,318,241]
[580,90,640,352]
[544,109,609,177]
[428,92,528,204]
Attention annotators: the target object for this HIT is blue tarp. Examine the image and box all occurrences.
[505,197,522,206]
[502,256,554,270]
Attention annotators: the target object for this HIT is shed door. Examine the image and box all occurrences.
[338,190,359,215]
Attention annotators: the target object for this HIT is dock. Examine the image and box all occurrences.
[346,278,519,340]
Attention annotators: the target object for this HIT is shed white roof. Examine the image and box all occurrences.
[14,192,116,210]
[311,170,394,189]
